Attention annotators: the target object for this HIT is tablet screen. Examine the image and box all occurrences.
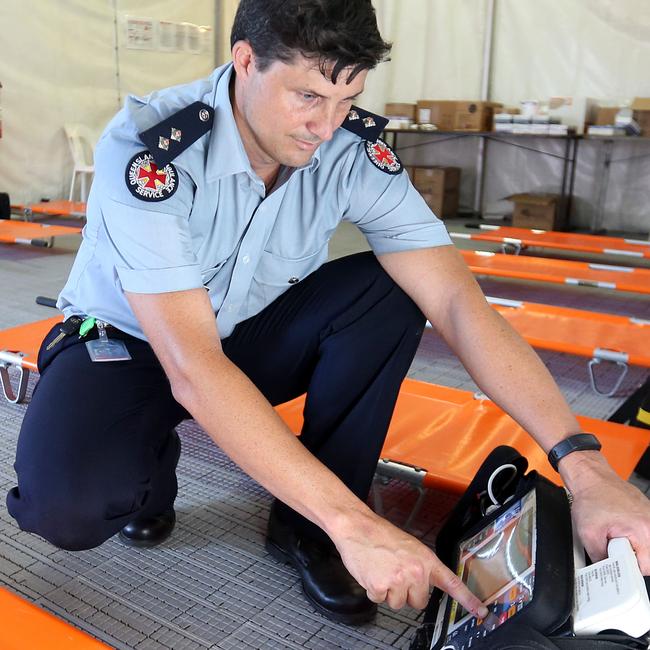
[435,490,537,649]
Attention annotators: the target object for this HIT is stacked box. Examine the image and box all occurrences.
[454,101,503,131]
[632,98,650,136]
[508,193,565,231]
[415,100,457,129]
[385,102,417,121]
[408,166,461,218]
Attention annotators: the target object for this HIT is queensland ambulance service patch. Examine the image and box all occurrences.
[364,139,402,175]
[125,151,178,202]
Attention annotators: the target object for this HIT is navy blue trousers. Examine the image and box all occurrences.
[7,252,425,550]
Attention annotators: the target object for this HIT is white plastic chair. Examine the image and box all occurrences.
[64,124,95,202]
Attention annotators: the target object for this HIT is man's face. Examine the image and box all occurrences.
[235,52,368,169]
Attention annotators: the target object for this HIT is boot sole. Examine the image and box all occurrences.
[265,539,376,626]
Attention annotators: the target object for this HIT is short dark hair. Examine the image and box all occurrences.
[230,0,392,84]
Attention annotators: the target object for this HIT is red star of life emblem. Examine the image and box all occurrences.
[126,151,178,202]
[138,161,168,189]
[371,142,396,166]
[365,139,402,175]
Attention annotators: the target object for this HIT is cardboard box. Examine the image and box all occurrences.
[410,166,461,218]
[508,193,565,230]
[416,100,457,129]
[385,102,416,121]
[421,190,459,218]
[632,98,650,136]
[454,101,502,132]
[593,106,621,126]
[413,166,460,192]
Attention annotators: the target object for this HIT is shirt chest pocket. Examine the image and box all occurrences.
[255,245,328,288]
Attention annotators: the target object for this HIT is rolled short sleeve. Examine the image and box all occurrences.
[93,131,203,294]
[341,143,452,255]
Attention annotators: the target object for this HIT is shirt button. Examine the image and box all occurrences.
[242,254,250,264]
[288,277,300,284]
[227,305,234,312]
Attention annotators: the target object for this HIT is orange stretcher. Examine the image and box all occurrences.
[461,249,650,295]
[451,225,650,260]
[0,316,60,402]
[275,378,650,496]
[482,296,650,396]
[13,200,87,220]
[0,587,110,650]
[0,220,81,247]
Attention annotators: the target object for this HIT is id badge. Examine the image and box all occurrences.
[85,320,132,362]
[86,338,132,362]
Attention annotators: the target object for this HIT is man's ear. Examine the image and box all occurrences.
[232,40,256,79]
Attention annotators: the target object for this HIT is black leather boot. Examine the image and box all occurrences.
[118,509,176,548]
[265,504,376,625]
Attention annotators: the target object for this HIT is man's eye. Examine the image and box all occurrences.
[301,93,317,101]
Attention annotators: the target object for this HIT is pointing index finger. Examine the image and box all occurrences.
[431,563,488,619]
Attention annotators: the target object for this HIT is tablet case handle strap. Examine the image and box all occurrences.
[435,445,529,566]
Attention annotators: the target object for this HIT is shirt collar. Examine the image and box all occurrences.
[205,63,321,182]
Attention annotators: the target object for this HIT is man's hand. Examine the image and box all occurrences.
[331,508,488,616]
[562,452,650,574]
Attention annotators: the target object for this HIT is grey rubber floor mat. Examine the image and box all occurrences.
[414,329,649,421]
[0,377,451,650]
[1,333,647,648]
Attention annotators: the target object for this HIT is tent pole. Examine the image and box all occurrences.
[474,0,496,218]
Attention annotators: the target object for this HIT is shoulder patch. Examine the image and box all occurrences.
[340,105,388,142]
[125,151,179,202]
[365,139,403,175]
[138,101,214,167]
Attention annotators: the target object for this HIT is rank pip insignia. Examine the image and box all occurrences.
[125,151,179,202]
[365,139,403,175]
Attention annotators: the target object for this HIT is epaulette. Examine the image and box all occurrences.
[138,101,214,167]
[340,105,388,142]
[341,105,403,176]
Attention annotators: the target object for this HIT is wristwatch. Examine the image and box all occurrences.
[548,433,602,472]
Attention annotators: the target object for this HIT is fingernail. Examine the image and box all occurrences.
[477,605,489,618]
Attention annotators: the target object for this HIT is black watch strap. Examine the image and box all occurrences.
[548,433,602,472]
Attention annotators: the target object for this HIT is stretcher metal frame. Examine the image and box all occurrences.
[452,225,650,259]
[461,249,650,295]
[276,378,650,529]
[14,199,87,221]
[481,296,650,397]
[0,317,60,402]
[0,220,82,248]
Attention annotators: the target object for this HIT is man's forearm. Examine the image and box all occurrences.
[442,297,581,452]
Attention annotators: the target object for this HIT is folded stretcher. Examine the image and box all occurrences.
[276,378,650,499]
[452,225,650,259]
[461,249,650,295]
[0,317,60,402]
[0,220,81,247]
[483,296,650,396]
[13,199,87,220]
[1,320,648,593]
[0,587,110,650]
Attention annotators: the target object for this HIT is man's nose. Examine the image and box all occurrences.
[307,104,339,142]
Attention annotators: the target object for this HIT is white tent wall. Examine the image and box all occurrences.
[2,1,649,232]
[488,0,650,232]
[363,0,650,233]
[0,0,217,205]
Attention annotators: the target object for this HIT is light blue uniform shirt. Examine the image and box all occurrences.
[59,63,451,340]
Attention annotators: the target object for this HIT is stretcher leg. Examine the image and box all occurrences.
[501,241,523,255]
[588,357,629,398]
[0,351,30,404]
